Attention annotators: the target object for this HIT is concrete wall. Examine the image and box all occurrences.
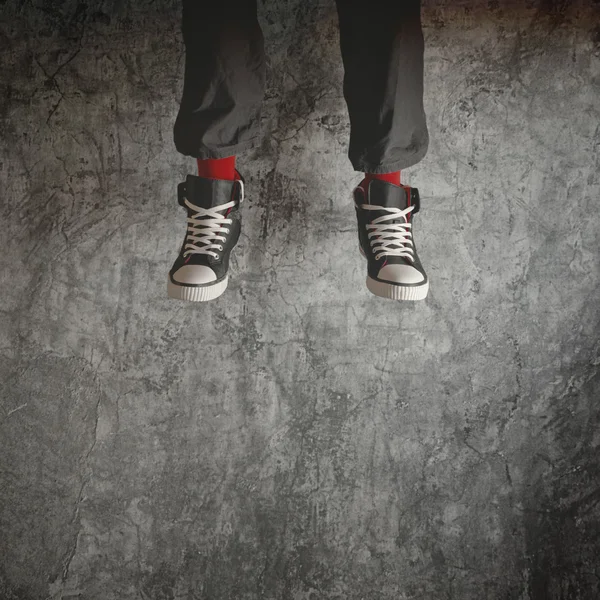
[1,1,599,598]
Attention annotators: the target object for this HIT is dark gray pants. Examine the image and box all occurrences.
[173,1,428,173]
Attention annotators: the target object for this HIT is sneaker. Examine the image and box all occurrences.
[168,172,244,302]
[354,178,428,301]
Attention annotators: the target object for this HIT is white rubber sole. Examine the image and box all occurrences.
[366,276,429,301]
[167,276,228,302]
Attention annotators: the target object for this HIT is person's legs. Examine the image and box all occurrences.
[169,2,264,302]
[173,1,266,161]
[334,0,428,175]
[335,0,430,301]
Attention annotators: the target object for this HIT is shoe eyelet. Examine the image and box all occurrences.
[218,245,223,251]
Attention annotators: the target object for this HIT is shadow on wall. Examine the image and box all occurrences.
[422,0,597,25]
[3,0,600,33]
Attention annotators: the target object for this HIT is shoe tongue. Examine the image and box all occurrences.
[366,179,409,210]
[185,174,237,209]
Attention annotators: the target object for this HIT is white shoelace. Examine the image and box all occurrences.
[361,204,415,261]
[183,198,236,259]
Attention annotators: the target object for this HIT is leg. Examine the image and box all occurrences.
[338,1,430,301]
[334,0,428,173]
[173,1,266,159]
[169,3,262,302]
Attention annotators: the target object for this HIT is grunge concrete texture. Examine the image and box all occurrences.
[1,1,599,599]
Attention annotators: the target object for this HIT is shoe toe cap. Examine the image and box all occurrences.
[172,265,217,285]
[377,264,424,284]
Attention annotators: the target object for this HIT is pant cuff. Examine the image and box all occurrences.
[351,153,427,174]
[350,136,430,173]
[176,135,262,160]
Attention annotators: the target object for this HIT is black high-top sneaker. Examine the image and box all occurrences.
[168,172,244,302]
[354,179,429,301]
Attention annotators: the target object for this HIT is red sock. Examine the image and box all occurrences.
[362,171,401,189]
[197,156,236,181]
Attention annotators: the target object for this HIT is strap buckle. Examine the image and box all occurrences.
[177,182,187,207]
[237,178,245,204]
[409,187,420,214]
